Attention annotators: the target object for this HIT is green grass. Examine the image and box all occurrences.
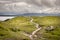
[0,16,36,40]
[32,16,60,26]
[32,16,60,40]
[0,16,60,40]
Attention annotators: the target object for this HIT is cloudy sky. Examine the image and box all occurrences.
[0,0,60,21]
[0,0,60,13]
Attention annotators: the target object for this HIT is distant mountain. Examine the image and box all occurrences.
[0,12,60,16]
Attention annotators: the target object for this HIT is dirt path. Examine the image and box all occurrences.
[30,18,39,28]
[22,17,42,40]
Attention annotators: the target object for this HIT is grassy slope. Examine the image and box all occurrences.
[0,16,60,40]
[0,16,36,40]
[32,16,60,26]
[32,16,60,40]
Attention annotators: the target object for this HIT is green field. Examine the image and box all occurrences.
[0,16,60,40]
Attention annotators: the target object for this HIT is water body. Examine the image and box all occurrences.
[0,16,14,21]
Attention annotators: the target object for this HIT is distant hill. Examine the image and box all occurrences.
[0,12,60,16]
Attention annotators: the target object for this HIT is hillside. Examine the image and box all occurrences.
[0,16,60,40]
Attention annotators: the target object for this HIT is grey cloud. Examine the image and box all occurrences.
[0,0,60,13]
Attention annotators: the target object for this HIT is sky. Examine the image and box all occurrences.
[0,0,60,13]
[0,0,60,21]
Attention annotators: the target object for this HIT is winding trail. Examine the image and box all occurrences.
[22,17,42,40]
[30,17,39,28]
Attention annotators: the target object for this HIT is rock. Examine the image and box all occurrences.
[46,26,54,31]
